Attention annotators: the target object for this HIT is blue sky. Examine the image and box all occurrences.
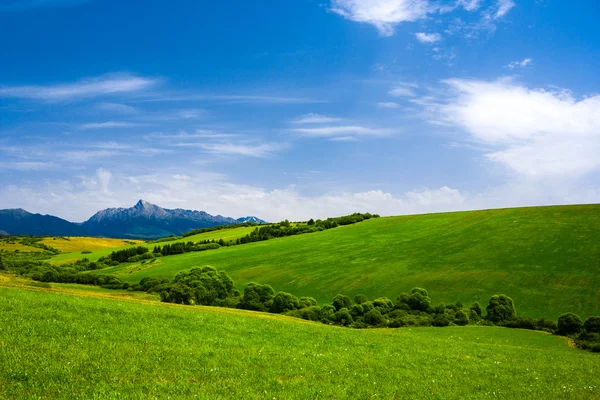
[1,0,599,221]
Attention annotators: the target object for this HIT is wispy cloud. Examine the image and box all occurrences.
[138,94,322,105]
[506,58,533,69]
[389,86,416,97]
[0,74,158,101]
[292,125,390,138]
[292,113,343,124]
[193,142,288,158]
[377,102,401,109]
[95,102,139,114]
[78,121,145,130]
[144,130,239,141]
[415,32,442,43]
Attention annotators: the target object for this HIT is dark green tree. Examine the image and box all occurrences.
[239,283,275,312]
[558,313,584,335]
[486,295,516,323]
[270,292,300,314]
[0,256,5,271]
[354,294,368,304]
[455,310,469,326]
[470,302,482,316]
[332,294,352,311]
[583,316,600,333]
[364,309,385,326]
[335,307,354,326]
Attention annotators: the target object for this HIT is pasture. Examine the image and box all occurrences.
[1,285,598,399]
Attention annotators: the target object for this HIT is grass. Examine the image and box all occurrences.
[1,285,598,399]
[93,204,600,319]
[49,226,256,264]
[40,236,143,253]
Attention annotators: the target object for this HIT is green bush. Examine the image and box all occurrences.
[335,308,354,326]
[455,310,469,326]
[332,294,352,311]
[583,316,600,333]
[558,313,583,336]
[270,292,300,314]
[486,295,516,323]
[432,314,451,327]
[238,283,275,312]
[364,309,385,326]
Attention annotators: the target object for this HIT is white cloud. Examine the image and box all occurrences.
[457,0,482,11]
[436,78,600,178]
[330,0,430,37]
[0,74,157,101]
[292,113,343,124]
[415,32,442,43]
[78,121,144,130]
[292,125,390,138]
[193,142,288,158]
[0,168,467,222]
[506,58,533,69]
[95,102,138,114]
[389,86,416,97]
[494,0,516,19]
[377,102,401,109]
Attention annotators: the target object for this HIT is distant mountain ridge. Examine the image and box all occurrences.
[0,200,265,239]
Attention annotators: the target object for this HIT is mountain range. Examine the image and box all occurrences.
[0,200,265,239]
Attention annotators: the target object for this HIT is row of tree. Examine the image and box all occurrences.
[236,213,379,245]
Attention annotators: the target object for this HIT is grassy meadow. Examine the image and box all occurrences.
[49,226,256,264]
[40,236,143,253]
[1,285,598,399]
[90,205,600,319]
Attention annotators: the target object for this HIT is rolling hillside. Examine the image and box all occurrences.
[1,285,598,399]
[90,204,600,319]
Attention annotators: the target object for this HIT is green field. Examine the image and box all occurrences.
[49,226,256,264]
[89,205,600,319]
[1,285,598,399]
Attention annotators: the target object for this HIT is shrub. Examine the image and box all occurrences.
[470,302,482,316]
[364,309,385,326]
[270,292,300,314]
[407,288,431,312]
[319,305,336,324]
[372,297,393,314]
[432,314,450,327]
[335,308,354,326]
[592,344,600,353]
[332,294,352,311]
[455,310,469,326]
[583,316,600,333]
[558,313,584,336]
[354,294,368,304]
[239,282,275,312]
[159,283,194,305]
[288,306,321,321]
[350,304,364,318]
[486,295,516,323]
[298,297,317,309]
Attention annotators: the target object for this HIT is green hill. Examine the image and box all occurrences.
[92,204,600,319]
[1,286,598,399]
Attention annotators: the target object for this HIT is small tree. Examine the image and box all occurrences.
[332,294,352,311]
[0,256,5,271]
[486,295,516,323]
[583,316,600,333]
[335,307,354,326]
[364,309,385,326]
[408,288,431,311]
[470,302,482,316]
[239,283,275,312]
[558,313,584,336]
[270,292,300,314]
[455,310,469,326]
[354,294,368,304]
[307,218,315,226]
